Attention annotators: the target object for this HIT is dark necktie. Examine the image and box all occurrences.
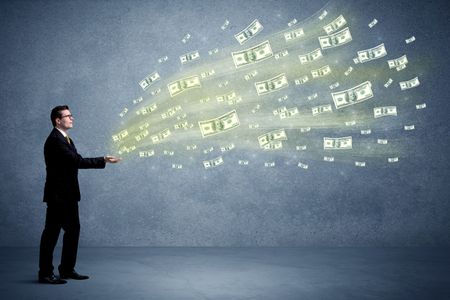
[65,135,71,145]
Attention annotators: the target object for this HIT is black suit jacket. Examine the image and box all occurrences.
[43,128,106,203]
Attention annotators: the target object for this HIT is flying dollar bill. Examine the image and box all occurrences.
[279,107,299,119]
[172,164,183,169]
[374,106,397,118]
[356,43,387,63]
[255,73,289,95]
[329,82,340,90]
[132,97,143,105]
[221,19,230,30]
[258,129,287,149]
[112,129,129,142]
[311,65,331,78]
[238,160,249,165]
[368,18,378,28]
[416,103,426,110]
[387,55,408,71]
[231,40,273,68]
[295,75,309,85]
[135,129,149,142]
[264,162,276,167]
[361,129,372,135]
[158,56,168,63]
[404,125,415,131]
[355,161,366,167]
[296,145,307,150]
[284,28,305,42]
[323,156,334,162]
[312,104,332,116]
[384,78,393,88]
[198,110,240,138]
[179,50,200,64]
[161,105,182,119]
[388,157,399,163]
[167,75,201,97]
[139,150,155,157]
[324,136,352,150]
[331,81,373,109]
[274,49,289,60]
[323,15,347,34]
[150,129,171,144]
[220,143,235,152]
[201,69,215,78]
[119,108,128,118]
[399,77,420,90]
[377,139,388,144]
[318,10,328,20]
[345,120,356,126]
[244,70,258,81]
[318,27,352,50]
[203,156,224,169]
[298,48,323,64]
[344,66,353,76]
[234,19,263,44]
[288,19,298,27]
[181,33,191,44]
[273,106,287,115]
[405,36,416,44]
[139,71,160,91]
[136,103,157,116]
[298,162,309,169]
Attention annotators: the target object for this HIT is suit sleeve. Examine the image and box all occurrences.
[52,137,106,169]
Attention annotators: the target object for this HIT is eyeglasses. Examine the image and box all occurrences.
[60,114,73,119]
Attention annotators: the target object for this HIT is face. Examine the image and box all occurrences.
[56,109,74,130]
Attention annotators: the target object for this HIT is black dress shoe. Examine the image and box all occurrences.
[60,270,89,280]
[38,274,67,284]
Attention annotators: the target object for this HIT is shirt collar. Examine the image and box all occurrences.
[55,127,68,138]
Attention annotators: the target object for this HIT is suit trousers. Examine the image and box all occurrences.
[39,201,80,277]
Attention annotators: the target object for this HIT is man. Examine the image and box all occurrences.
[38,105,120,284]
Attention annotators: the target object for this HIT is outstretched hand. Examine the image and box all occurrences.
[104,155,122,163]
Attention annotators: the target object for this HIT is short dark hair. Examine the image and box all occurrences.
[50,105,70,127]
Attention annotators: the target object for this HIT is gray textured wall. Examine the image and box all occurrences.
[0,0,449,247]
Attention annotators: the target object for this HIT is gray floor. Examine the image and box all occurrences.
[0,247,449,300]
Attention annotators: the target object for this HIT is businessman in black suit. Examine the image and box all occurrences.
[38,105,120,284]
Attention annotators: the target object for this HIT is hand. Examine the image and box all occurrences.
[104,155,122,163]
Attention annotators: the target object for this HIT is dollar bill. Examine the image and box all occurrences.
[404,125,415,131]
[296,145,307,150]
[151,88,161,96]
[318,10,328,20]
[258,129,287,149]
[329,82,340,90]
[132,97,143,105]
[139,150,155,157]
[201,69,215,78]
[161,105,182,119]
[167,75,201,97]
[399,77,420,90]
[311,65,331,78]
[295,75,309,85]
[186,144,197,151]
[163,150,174,156]
[374,106,397,118]
[387,55,408,70]
[139,71,160,91]
[220,143,235,152]
[323,156,334,162]
[244,70,258,81]
[388,157,399,163]
[274,49,289,60]
[176,113,187,120]
[298,162,309,169]
[355,161,366,167]
[344,66,353,76]
[203,156,224,169]
[249,123,260,129]
[231,40,273,68]
[323,136,352,150]
[264,162,275,167]
[405,36,416,44]
[357,43,387,63]
[199,97,210,104]
[174,121,191,130]
[323,15,347,34]
[151,129,171,144]
[368,18,378,28]
[255,73,289,95]
[136,103,157,115]
[221,19,230,30]
[416,103,426,110]
[172,164,183,169]
[280,107,299,119]
[345,120,356,126]
[384,78,393,88]
[300,127,311,133]
[235,19,263,44]
[203,146,214,154]
[263,140,283,150]
[278,95,288,102]
[135,129,149,142]
[273,106,287,115]
[361,129,372,135]
[179,50,200,64]
[112,130,129,142]
[118,145,136,155]
[331,81,373,109]
[208,48,219,55]
[158,56,168,63]
[284,28,305,42]
[318,27,352,50]
[288,18,298,27]
[307,93,318,101]
[119,108,128,118]
[238,160,249,165]
[216,91,242,105]
[251,104,261,113]
[139,122,149,131]
[312,104,332,116]
[181,33,191,43]
[298,48,323,64]
[198,110,240,138]
[377,139,388,144]
[218,81,229,88]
